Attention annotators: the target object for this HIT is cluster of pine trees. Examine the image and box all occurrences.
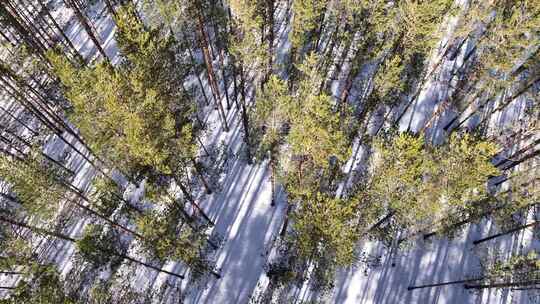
[0,0,538,302]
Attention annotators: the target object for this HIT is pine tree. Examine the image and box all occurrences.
[0,149,141,237]
[291,192,358,266]
[0,265,75,304]
[259,54,353,288]
[445,1,540,132]
[466,251,540,290]
[288,0,328,88]
[136,207,220,278]
[253,75,290,205]
[75,223,188,280]
[364,132,499,240]
[62,0,109,61]
[48,6,200,194]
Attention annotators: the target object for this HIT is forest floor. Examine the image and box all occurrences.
[0,1,538,303]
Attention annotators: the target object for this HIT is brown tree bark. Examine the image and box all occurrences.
[408,278,481,290]
[465,280,540,290]
[0,214,186,279]
[63,0,109,61]
[473,221,540,245]
[238,63,252,164]
[195,2,229,132]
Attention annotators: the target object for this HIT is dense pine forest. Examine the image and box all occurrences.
[0,0,538,303]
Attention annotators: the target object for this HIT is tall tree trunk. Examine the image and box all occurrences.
[0,26,16,46]
[0,215,186,279]
[239,63,252,164]
[195,4,229,132]
[175,179,215,226]
[0,214,77,242]
[269,150,276,206]
[473,221,540,245]
[0,126,75,176]
[104,0,117,18]
[8,0,54,50]
[362,211,395,234]
[494,138,540,168]
[0,67,122,184]
[209,2,230,110]
[67,189,144,239]
[119,253,185,279]
[185,41,211,106]
[464,280,540,290]
[0,3,48,61]
[323,27,353,94]
[36,1,84,63]
[0,104,39,135]
[268,0,275,70]
[408,278,482,290]
[63,0,109,61]
[190,158,212,194]
[226,7,240,110]
[280,203,292,237]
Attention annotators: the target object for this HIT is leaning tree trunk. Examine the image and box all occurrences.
[0,214,185,279]
[464,280,540,290]
[103,0,117,18]
[239,63,252,164]
[473,221,540,245]
[269,150,276,206]
[63,0,109,61]
[37,1,84,63]
[190,158,212,194]
[175,178,215,226]
[195,3,229,132]
[408,278,482,290]
[265,0,275,87]
[0,214,77,242]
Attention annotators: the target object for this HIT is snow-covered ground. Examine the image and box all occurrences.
[0,1,538,303]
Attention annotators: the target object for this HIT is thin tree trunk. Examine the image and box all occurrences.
[280,203,292,237]
[0,3,48,61]
[226,7,239,110]
[408,278,482,290]
[185,42,211,106]
[209,3,230,110]
[494,138,540,167]
[364,211,395,233]
[120,254,185,279]
[218,49,230,110]
[0,27,16,46]
[473,221,539,245]
[104,0,117,18]
[269,151,276,206]
[175,179,215,226]
[266,0,275,85]
[465,280,540,290]
[195,4,229,132]
[318,23,341,95]
[0,214,186,279]
[7,0,54,50]
[63,0,109,61]
[0,70,122,184]
[239,63,252,164]
[500,149,540,171]
[67,190,144,238]
[0,125,75,174]
[0,214,77,242]
[423,205,501,240]
[190,158,212,194]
